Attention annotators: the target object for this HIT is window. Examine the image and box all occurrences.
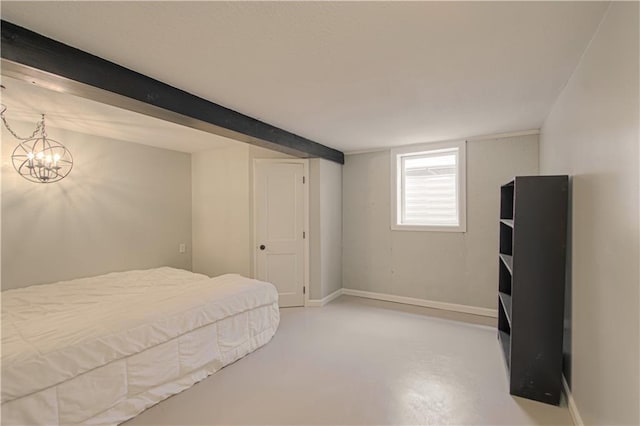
[391,141,466,232]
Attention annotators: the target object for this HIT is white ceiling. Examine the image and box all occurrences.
[2,1,608,153]
[1,76,238,153]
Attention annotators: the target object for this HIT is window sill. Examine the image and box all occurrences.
[390,224,467,233]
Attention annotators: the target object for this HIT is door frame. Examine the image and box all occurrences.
[252,158,310,308]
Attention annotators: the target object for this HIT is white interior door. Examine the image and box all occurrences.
[254,160,305,307]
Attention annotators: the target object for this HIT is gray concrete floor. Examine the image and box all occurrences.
[125,296,572,425]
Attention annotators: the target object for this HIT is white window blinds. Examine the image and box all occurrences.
[401,151,459,226]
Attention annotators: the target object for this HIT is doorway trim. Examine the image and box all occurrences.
[252,158,310,308]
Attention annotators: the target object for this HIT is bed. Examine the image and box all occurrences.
[1,267,280,425]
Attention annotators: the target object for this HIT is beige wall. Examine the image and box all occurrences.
[539,3,639,425]
[1,125,192,290]
[309,160,321,298]
[309,158,343,299]
[343,134,538,309]
[191,144,251,278]
[320,160,343,298]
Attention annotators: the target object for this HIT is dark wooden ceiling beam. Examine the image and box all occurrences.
[1,20,344,164]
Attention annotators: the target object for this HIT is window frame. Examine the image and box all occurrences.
[390,140,467,232]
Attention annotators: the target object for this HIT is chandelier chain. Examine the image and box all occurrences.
[0,109,45,141]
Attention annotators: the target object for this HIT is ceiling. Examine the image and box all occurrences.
[1,76,238,153]
[1,1,608,153]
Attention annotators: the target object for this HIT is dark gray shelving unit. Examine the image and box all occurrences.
[498,175,569,405]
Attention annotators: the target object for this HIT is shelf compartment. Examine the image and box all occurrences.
[499,292,512,326]
[499,254,513,274]
[500,183,514,220]
[499,260,512,294]
[498,300,511,334]
[499,222,513,255]
[498,298,511,371]
[498,329,511,370]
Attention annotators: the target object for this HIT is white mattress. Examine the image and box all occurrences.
[1,267,280,425]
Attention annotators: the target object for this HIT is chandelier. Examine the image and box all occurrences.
[1,106,73,183]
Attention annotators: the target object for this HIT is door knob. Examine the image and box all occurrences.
[259,244,266,250]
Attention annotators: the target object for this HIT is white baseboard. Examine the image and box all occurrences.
[341,288,498,318]
[307,288,499,318]
[306,288,344,307]
[562,375,583,426]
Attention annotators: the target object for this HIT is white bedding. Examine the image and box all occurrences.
[1,267,280,425]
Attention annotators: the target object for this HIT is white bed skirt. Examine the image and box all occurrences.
[1,268,280,425]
